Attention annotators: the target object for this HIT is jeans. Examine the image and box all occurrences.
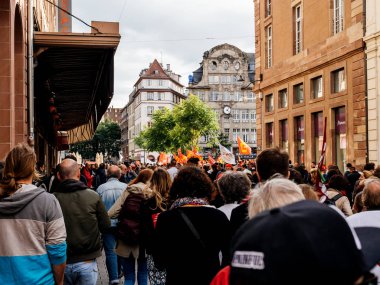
[64,260,98,285]
[103,231,119,283]
[119,254,148,285]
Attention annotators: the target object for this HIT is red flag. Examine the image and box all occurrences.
[315,117,327,196]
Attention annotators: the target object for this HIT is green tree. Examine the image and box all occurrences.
[135,95,219,152]
[70,120,122,160]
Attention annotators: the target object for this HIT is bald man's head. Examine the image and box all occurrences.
[108,165,121,179]
[363,179,380,210]
[58,159,80,181]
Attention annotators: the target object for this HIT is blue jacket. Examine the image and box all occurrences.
[97,178,127,227]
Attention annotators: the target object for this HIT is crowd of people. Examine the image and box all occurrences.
[0,143,380,285]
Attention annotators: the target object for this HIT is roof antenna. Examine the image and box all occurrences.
[160,51,163,66]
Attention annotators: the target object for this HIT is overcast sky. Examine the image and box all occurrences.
[72,0,254,108]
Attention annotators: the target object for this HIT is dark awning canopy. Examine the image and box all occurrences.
[34,29,120,145]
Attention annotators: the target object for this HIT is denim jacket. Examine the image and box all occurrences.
[97,178,127,227]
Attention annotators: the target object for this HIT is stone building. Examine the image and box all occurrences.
[365,0,380,164]
[102,106,122,124]
[0,0,120,169]
[254,0,366,170]
[188,43,256,153]
[123,59,186,162]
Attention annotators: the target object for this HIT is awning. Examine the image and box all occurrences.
[34,26,120,145]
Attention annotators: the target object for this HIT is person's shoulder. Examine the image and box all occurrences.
[347,211,380,227]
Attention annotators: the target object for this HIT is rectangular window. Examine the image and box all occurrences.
[241,110,250,122]
[311,76,323,99]
[250,111,256,122]
[278,89,288,109]
[266,25,272,68]
[158,93,164,100]
[295,116,305,164]
[232,110,240,122]
[208,75,219,84]
[233,129,240,143]
[266,122,274,148]
[147,92,154,100]
[280,119,288,152]
[159,80,163,86]
[147,106,154,116]
[147,79,152,86]
[333,0,344,34]
[266,0,271,17]
[247,92,255,102]
[294,5,302,54]
[251,128,257,144]
[334,107,346,171]
[242,128,250,142]
[265,94,274,112]
[331,68,346,93]
[312,112,323,163]
[223,91,231,101]
[294,83,304,104]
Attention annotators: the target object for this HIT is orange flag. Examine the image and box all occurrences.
[216,155,223,164]
[158,152,167,165]
[237,136,252,155]
[186,150,195,159]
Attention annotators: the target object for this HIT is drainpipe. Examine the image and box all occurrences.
[27,0,34,145]
[363,0,369,164]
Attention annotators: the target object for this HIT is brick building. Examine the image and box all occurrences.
[102,106,122,124]
[254,0,366,170]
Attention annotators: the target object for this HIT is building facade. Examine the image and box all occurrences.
[365,0,380,164]
[255,0,366,170]
[102,106,122,124]
[188,43,256,153]
[123,59,186,162]
[0,0,120,169]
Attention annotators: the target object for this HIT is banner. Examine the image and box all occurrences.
[237,136,252,155]
[208,154,216,165]
[219,144,236,165]
[315,117,327,196]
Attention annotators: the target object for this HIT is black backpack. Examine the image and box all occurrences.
[117,192,145,245]
[323,193,343,206]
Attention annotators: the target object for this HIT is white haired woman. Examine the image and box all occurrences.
[248,177,305,219]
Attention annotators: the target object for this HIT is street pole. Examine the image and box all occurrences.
[27,0,34,145]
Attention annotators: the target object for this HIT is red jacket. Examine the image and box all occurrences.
[82,167,93,188]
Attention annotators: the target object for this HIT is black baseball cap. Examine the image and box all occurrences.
[230,200,380,285]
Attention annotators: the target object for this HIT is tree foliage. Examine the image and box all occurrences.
[70,120,122,160]
[135,95,219,152]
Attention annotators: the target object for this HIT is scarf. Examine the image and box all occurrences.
[170,197,209,210]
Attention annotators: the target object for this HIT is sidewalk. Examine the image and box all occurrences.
[96,252,124,285]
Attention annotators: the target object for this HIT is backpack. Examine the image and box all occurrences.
[323,193,343,206]
[117,191,146,245]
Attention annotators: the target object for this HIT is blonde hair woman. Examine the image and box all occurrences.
[248,177,305,219]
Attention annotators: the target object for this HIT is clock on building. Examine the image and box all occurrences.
[223,106,231,115]
[234,61,240,70]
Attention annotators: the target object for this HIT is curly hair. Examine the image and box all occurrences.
[217,172,251,203]
[169,166,214,201]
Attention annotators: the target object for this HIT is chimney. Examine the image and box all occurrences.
[167,64,170,71]
[58,0,72,32]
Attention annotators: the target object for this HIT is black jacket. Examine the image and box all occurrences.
[54,179,110,263]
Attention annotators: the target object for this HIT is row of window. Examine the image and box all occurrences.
[265,0,344,68]
[147,106,165,115]
[208,75,245,85]
[200,129,257,144]
[265,106,346,169]
[204,91,255,102]
[265,68,346,112]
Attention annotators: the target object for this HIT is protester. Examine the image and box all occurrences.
[227,200,380,285]
[93,163,107,190]
[299,183,319,201]
[141,168,172,285]
[230,147,289,233]
[326,174,353,216]
[0,143,66,284]
[217,172,251,220]
[166,160,178,182]
[248,177,305,219]
[54,159,110,285]
[97,165,127,285]
[81,162,94,188]
[353,192,364,214]
[152,166,231,285]
[108,169,154,285]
